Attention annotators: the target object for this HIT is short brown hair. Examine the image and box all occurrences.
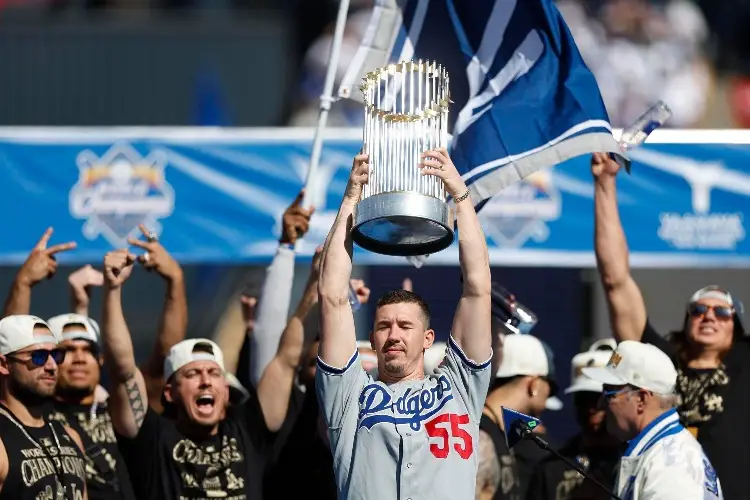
[376,290,431,328]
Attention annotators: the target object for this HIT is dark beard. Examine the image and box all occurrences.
[8,376,53,409]
[55,386,94,404]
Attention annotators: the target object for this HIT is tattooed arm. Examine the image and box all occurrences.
[476,430,501,500]
[101,250,149,438]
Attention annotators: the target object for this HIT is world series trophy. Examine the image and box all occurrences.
[352,60,454,257]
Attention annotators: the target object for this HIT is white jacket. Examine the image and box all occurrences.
[615,409,723,500]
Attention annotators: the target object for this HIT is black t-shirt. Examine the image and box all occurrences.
[263,385,338,500]
[525,434,621,500]
[514,430,558,497]
[115,393,272,500]
[0,409,87,500]
[643,321,750,500]
[48,400,136,500]
[480,414,522,500]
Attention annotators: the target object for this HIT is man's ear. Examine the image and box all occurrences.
[164,382,175,404]
[527,376,541,397]
[369,331,375,349]
[98,354,105,367]
[423,329,435,350]
[0,355,9,376]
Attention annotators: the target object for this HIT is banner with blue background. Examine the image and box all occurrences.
[0,127,748,267]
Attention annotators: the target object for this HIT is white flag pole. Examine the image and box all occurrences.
[301,0,353,211]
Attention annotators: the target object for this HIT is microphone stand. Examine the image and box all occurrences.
[515,424,623,500]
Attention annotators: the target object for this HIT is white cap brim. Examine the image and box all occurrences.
[545,396,563,411]
[564,379,604,394]
[581,366,627,386]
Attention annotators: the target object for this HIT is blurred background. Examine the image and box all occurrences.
[1,0,750,440]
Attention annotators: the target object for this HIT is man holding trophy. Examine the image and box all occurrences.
[315,61,493,500]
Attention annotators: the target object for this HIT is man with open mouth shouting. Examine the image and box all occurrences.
[100,247,306,500]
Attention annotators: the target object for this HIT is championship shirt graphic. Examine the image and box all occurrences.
[478,171,561,249]
[69,142,175,248]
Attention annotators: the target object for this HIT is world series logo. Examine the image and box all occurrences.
[69,142,175,248]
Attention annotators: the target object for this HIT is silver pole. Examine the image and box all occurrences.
[302,0,353,212]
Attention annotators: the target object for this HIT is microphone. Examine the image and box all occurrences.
[501,407,623,500]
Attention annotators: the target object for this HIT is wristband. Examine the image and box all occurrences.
[454,189,471,203]
[279,242,294,251]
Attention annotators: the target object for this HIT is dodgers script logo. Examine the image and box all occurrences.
[358,375,453,431]
[69,143,175,248]
[479,171,561,248]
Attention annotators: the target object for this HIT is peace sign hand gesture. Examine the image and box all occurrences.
[127,225,182,281]
[16,227,77,287]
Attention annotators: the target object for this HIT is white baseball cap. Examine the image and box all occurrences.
[47,314,100,344]
[164,339,225,381]
[0,315,60,355]
[564,338,617,394]
[582,341,677,395]
[495,334,562,411]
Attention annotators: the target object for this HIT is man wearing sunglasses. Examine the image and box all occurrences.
[592,152,748,499]
[0,314,88,499]
[582,340,722,500]
[526,339,622,500]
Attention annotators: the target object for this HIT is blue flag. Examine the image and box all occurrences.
[340,0,621,207]
[501,406,542,449]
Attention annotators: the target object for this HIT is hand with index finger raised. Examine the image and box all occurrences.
[127,224,182,281]
[16,227,77,287]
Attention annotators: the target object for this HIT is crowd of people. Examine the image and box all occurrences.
[0,147,741,500]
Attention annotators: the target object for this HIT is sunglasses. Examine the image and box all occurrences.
[9,349,66,367]
[602,386,636,402]
[688,304,734,320]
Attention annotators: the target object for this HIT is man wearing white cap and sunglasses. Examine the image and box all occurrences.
[593,152,747,498]
[527,339,622,500]
[0,315,88,499]
[582,340,722,500]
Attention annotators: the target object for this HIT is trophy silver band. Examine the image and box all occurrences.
[352,60,454,257]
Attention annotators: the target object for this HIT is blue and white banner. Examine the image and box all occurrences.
[0,127,748,267]
[339,0,621,204]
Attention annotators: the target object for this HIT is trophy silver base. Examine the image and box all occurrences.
[352,192,454,257]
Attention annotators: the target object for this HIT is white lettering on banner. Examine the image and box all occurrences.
[658,212,745,250]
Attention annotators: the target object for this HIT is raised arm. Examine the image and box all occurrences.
[67,265,104,316]
[256,247,322,431]
[317,152,368,367]
[420,148,492,362]
[592,153,647,341]
[250,190,313,386]
[101,249,148,438]
[3,227,76,317]
[128,225,187,413]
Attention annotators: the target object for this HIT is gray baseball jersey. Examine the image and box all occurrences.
[316,336,492,500]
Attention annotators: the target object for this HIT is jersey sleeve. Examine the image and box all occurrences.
[435,336,492,422]
[315,350,369,460]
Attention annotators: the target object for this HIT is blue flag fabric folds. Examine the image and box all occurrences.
[339,0,622,206]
